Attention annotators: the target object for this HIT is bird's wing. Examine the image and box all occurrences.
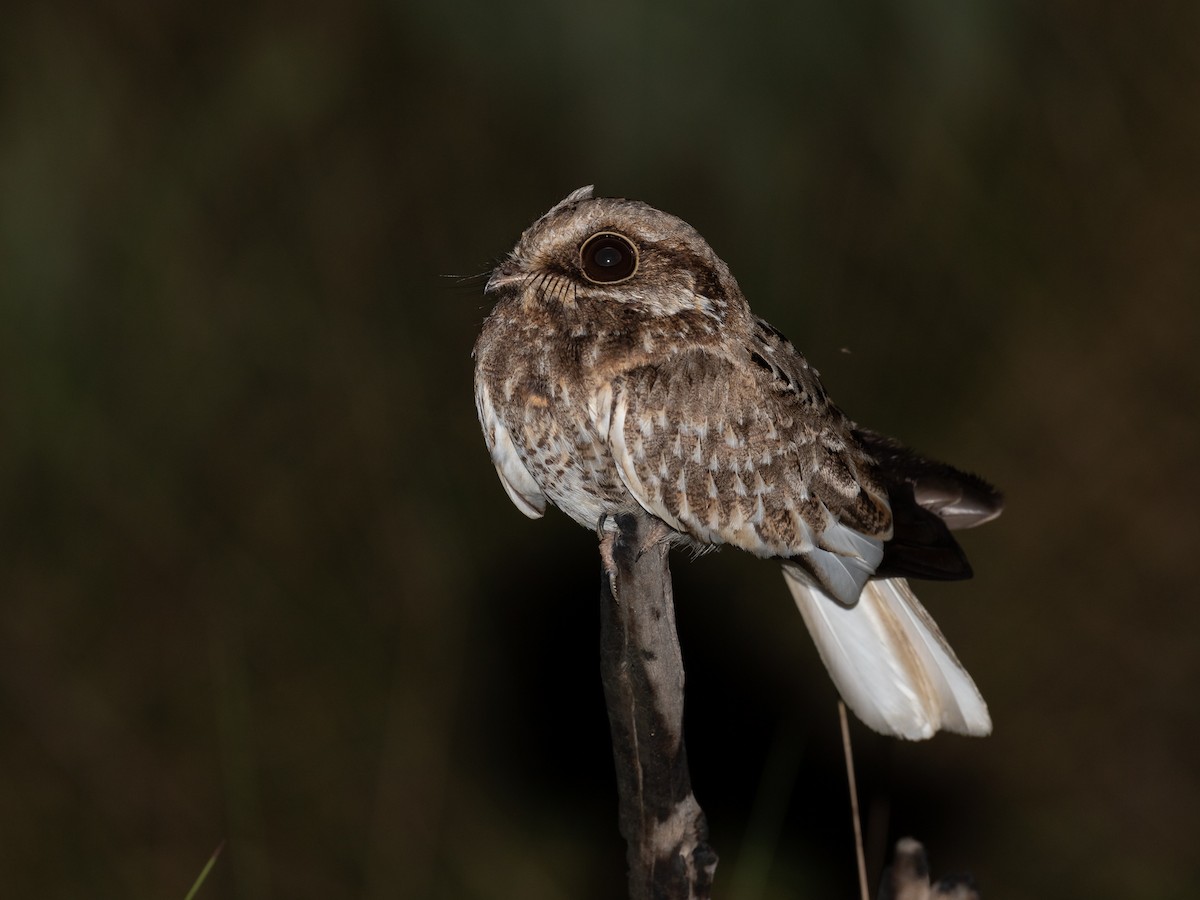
[475,379,547,519]
[836,430,1004,582]
[853,428,1004,531]
[601,342,891,606]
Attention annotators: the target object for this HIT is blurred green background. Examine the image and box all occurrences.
[2,0,1197,897]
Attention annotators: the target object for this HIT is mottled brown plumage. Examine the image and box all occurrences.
[473,187,1003,739]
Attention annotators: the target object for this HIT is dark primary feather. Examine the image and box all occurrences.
[853,429,1004,582]
[854,430,1004,530]
[873,483,974,581]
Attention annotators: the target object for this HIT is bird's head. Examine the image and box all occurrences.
[486,186,744,321]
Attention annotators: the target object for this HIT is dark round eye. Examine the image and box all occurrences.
[579,232,639,284]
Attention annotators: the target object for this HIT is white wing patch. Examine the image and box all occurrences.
[475,381,547,519]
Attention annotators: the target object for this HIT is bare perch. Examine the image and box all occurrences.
[598,512,718,900]
[880,838,982,900]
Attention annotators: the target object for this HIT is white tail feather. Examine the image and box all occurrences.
[783,567,991,740]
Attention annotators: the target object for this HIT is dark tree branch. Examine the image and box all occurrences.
[879,838,982,900]
[598,512,718,900]
[594,513,980,900]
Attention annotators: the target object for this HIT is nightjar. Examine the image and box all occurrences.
[473,186,1002,740]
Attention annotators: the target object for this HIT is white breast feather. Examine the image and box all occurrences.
[476,382,547,519]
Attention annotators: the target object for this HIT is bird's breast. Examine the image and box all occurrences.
[477,324,638,529]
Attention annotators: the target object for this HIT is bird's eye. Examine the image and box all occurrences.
[579,232,639,284]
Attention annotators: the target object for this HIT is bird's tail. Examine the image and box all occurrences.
[782,566,991,740]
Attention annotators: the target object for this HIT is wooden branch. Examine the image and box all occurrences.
[598,512,718,900]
